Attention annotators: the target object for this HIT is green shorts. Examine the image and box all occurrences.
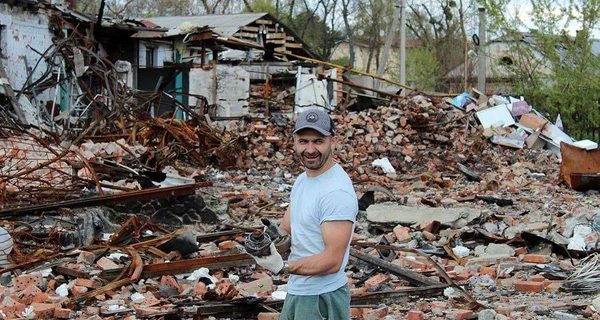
[279,284,350,320]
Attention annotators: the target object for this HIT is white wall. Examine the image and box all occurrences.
[138,41,173,67]
[0,4,54,102]
[189,65,250,117]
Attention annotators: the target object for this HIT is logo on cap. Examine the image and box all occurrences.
[306,112,319,123]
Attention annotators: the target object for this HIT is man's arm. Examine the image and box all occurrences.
[288,220,353,276]
[279,207,291,235]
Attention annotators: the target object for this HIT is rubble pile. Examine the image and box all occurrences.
[1,87,600,318]
[1,1,599,318]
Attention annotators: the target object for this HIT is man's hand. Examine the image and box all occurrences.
[251,243,284,274]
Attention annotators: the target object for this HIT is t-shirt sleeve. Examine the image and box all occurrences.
[319,189,358,224]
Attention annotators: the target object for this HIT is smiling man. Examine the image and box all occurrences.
[249,108,359,319]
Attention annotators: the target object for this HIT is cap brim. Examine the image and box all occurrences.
[292,125,332,136]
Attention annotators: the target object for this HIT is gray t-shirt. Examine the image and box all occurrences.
[287,163,358,295]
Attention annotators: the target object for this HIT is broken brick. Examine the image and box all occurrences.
[257,312,280,320]
[364,273,391,289]
[514,280,545,293]
[54,308,72,319]
[14,273,42,291]
[447,309,474,320]
[96,257,119,270]
[407,310,425,320]
[523,254,552,264]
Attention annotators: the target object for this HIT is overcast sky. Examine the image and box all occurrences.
[505,0,600,38]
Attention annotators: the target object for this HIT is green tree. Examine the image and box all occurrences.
[406,46,441,91]
[479,0,600,140]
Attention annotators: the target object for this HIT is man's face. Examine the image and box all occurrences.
[293,129,337,172]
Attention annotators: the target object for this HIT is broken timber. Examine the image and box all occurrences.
[0,182,212,217]
[349,247,441,287]
[100,253,255,281]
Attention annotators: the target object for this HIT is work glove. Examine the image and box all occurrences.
[251,242,284,274]
[261,218,291,254]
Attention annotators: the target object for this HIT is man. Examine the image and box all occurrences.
[250,108,359,319]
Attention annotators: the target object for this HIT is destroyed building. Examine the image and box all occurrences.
[0,0,600,319]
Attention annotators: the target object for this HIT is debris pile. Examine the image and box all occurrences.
[1,9,599,317]
[2,71,600,317]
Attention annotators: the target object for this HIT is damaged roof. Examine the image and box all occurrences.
[144,12,320,59]
[144,12,270,36]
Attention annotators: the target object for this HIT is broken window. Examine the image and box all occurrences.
[0,25,6,58]
[146,46,156,67]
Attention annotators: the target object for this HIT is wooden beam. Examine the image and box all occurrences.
[349,248,441,287]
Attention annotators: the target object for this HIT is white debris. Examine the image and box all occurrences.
[452,245,470,258]
[371,158,396,174]
[56,283,69,297]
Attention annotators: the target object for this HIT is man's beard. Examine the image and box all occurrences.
[299,149,330,170]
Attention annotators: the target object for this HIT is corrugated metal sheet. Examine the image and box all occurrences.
[145,13,269,36]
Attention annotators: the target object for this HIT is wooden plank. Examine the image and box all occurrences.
[266,39,286,45]
[350,284,449,305]
[285,43,303,48]
[54,265,91,279]
[240,26,259,32]
[349,248,442,287]
[255,19,273,25]
[235,32,257,39]
[266,33,286,39]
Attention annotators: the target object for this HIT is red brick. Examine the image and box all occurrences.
[21,284,42,304]
[141,294,161,307]
[522,254,551,264]
[160,275,180,291]
[135,307,161,317]
[529,275,545,282]
[31,303,57,319]
[31,293,49,304]
[257,312,280,320]
[514,247,528,256]
[407,310,425,320]
[364,273,391,289]
[77,251,96,264]
[218,240,235,250]
[422,230,436,241]
[350,308,362,317]
[13,273,42,291]
[75,278,96,288]
[350,286,367,295]
[54,308,72,319]
[393,225,411,242]
[362,306,388,320]
[193,282,207,296]
[514,280,545,293]
[479,267,497,278]
[96,257,119,270]
[71,285,88,296]
[447,309,474,320]
[544,281,562,292]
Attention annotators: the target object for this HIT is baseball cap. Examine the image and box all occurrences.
[292,108,335,136]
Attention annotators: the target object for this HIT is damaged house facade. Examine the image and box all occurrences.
[2,3,339,127]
